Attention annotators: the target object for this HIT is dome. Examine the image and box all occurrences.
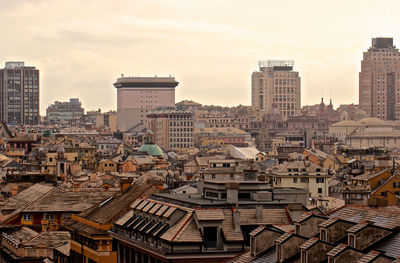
[330,120,363,127]
[138,143,163,156]
[359,117,391,126]
[57,147,65,153]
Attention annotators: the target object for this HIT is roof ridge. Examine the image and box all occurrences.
[21,186,56,211]
[171,214,193,242]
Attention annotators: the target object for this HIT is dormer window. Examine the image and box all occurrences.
[320,229,327,241]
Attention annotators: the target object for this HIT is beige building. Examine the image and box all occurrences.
[251,60,301,116]
[146,107,194,150]
[269,160,331,198]
[328,117,400,149]
[114,76,177,131]
[329,120,364,142]
[95,111,117,132]
[359,37,400,120]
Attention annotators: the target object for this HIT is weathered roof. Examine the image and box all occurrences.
[1,183,54,213]
[326,244,348,257]
[330,120,363,127]
[22,188,114,213]
[238,208,290,224]
[375,232,400,259]
[78,183,160,224]
[352,169,389,181]
[195,209,225,221]
[326,205,400,229]
[24,231,70,247]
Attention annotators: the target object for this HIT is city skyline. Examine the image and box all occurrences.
[2,0,400,114]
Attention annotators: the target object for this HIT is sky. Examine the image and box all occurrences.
[1,0,400,115]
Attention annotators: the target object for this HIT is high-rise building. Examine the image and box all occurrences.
[146,107,194,150]
[114,76,178,131]
[0,62,39,125]
[46,98,84,125]
[251,60,301,116]
[359,37,400,120]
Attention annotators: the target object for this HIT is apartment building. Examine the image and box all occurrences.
[251,60,301,116]
[359,37,400,120]
[0,62,39,125]
[114,76,177,131]
[146,107,194,150]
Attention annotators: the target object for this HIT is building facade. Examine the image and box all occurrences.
[359,37,400,120]
[46,98,84,125]
[0,62,39,125]
[114,76,178,132]
[146,107,194,150]
[251,60,301,116]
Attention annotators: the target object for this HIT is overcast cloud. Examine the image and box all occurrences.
[1,0,399,114]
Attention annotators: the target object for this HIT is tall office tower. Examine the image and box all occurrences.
[251,60,301,117]
[359,37,400,120]
[114,76,178,131]
[0,62,39,125]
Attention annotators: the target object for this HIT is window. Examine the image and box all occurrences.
[212,174,216,179]
[49,157,53,162]
[203,227,218,249]
[293,178,297,183]
[230,173,234,179]
[44,213,54,220]
[318,188,322,194]
[23,214,32,221]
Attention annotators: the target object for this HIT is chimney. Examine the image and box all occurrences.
[256,203,263,221]
[233,204,241,232]
[226,182,239,204]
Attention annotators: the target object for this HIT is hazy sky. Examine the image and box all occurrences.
[1,0,399,114]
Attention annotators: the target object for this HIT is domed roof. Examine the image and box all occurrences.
[330,120,363,127]
[359,117,391,126]
[138,143,163,156]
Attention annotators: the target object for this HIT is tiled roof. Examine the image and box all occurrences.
[275,233,292,244]
[238,208,290,224]
[1,183,54,213]
[299,237,319,250]
[173,218,202,243]
[327,205,400,229]
[357,251,380,263]
[23,188,114,213]
[195,209,225,221]
[222,209,244,242]
[225,248,276,263]
[347,223,368,233]
[375,232,400,259]
[319,218,338,228]
[326,244,347,257]
[78,183,160,224]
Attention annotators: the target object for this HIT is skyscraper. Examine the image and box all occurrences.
[251,60,301,117]
[0,62,39,125]
[359,37,400,120]
[114,76,177,131]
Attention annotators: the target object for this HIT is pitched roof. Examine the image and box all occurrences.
[22,188,114,213]
[1,183,54,213]
[78,183,160,224]
[326,205,400,229]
